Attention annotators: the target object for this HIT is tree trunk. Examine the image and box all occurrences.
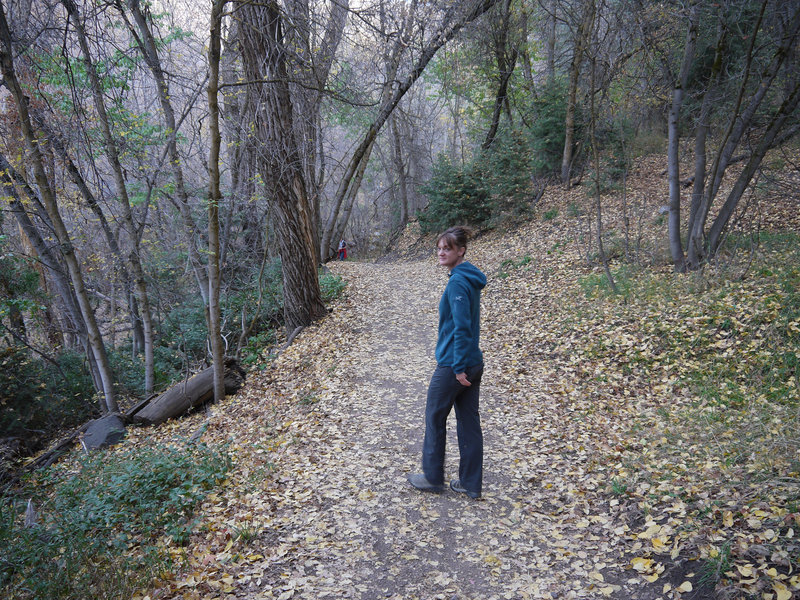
[666,1,698,273]
[686,2,800,267]
[707,78,800,257]
[546,0,557,80]
[238,0,327,333]
[63,0,156,394]
[588,53,617,294]
[131,359,245,426]
[37,113,148,361]
[208,0,227,402]
[560,0,594,185]
[390,115,409,228]
[332,138,376,248]
[0,6,118,412]
[686,17,726,269]
[1,154,80,352]
[285,0,349,256]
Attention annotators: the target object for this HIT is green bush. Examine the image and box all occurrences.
[418,155,491,233]
[418,128,535,233]
[160,296,209,363]
[0,347,97,442]
[584,117,635,196]
[241,329,278,366]
[319,271,346,302]
[1,442,230,600]
[579,265,637,299]
[528,78,569,176]
[225,258,284,330]
[106,344,186,398]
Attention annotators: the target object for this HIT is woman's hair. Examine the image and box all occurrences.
[438,226,474,251]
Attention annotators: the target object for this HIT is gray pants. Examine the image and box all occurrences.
[422,363,484,495]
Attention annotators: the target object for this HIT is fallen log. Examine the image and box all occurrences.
[131,358,246,426]
[23,425,88,472]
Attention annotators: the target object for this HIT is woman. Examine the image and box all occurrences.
[408,226,486,499]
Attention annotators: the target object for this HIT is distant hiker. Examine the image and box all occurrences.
[338,239,347,260]
[408,225,486,499]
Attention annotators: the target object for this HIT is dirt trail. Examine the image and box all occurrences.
[204,257,650,600]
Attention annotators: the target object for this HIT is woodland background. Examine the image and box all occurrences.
[0,0,799,596]
[3,0,798,448]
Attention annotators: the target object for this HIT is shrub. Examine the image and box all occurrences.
[319,271,346,302]
[225,258,284,333]
[418,155,491,234]
[528,78,569,176]
[418,128,535,233]
[1,442,230,600]
[0,347,97,443]
[160,296,209,363]
[241,329,277,366]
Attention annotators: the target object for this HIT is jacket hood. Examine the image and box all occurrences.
[450,261,486,290]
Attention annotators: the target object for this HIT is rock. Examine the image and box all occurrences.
[82,414,126,450]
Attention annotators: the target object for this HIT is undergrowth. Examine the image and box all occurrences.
[573,233,800,592]
[0,441,230,600]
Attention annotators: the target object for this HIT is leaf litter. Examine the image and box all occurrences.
[131,155,799,600]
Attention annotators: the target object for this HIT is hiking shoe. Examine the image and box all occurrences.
[407,473,444,493]
[450,479,481,499]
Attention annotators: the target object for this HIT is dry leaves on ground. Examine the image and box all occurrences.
[127,156,799,600]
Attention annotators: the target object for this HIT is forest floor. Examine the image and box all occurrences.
[132,155,800,600]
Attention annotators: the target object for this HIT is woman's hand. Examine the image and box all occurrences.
[455,372,471,386]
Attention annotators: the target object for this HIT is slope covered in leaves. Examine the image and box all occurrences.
[114,155,799,600]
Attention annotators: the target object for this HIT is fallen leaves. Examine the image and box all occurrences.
[116,157,800,600]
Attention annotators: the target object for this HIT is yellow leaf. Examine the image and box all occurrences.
[484,554,502,567]
[599,586,615,597]
[638,523,661,539]
[652,537,669,551]
[645,573,659,583]
[747,517,762,529]
[738,564,754,577]
[671,543,680,559]
[677,581,693,592]
[723,511,733,527]
[589,571,604,582]
[774,583,791,600]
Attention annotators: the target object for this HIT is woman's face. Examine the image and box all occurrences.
[437,241,465,270]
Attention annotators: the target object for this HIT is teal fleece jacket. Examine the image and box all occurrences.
[435,261,486,374]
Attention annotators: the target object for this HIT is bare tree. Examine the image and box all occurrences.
[320,0,504,260]
[0,3,118,412]
[207,0,226,401]
[664,1,698,273]
[482,0,519,150]
[61,0,157,394]
[237,0,327,333]
[559,0,594,185]
[651,0,800,271]
[116,0,211,304]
